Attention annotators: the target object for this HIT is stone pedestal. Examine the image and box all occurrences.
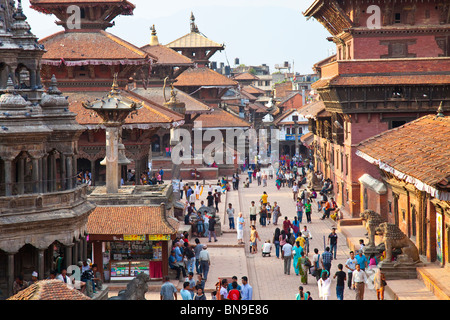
[378,260,421,280]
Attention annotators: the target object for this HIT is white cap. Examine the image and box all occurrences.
[32,271,38,278]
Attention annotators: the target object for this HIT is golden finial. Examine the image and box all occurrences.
[109,73,120,97]
[149,24,159,46]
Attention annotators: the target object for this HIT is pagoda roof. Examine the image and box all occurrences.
[66,90,184,129]
[175,67,238,87]
[357,114,450,200]
[303,0,353,36]
[129,86,211,115]
[39,30,155,65]
[166,31,224,49]
[140,44,194,66]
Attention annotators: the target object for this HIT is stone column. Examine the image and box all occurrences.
[38,249,45,280]
[38,158,43,193]
[42,155,48,193]
[73,241,79,265]
[170,128,181,201]
[4,158,13,196]
[90,159,96,186]
[65,155,73,190]
[60,153,66,191]
[81,236,87,262]
[65,244,73,269]
[49,152,57,192]
[18,155,25,195]
[72,154,77,188]
[31,157,39,194]
[105,125,119,194]
[7,252,15,297]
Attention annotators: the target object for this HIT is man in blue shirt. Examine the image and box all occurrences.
[355,250,368,271]
[321,246,333,273]
[227,276,242,292]
[174,242,183,263]
[180,281,192,300]
[241,276,253,300]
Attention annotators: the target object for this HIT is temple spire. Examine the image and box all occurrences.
[149,24,159,46]
[190,11,199,33]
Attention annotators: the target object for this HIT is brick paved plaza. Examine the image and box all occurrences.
[109,175,383,300]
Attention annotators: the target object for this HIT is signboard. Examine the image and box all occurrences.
[285,134,303,141]
[148,234,171,241]
[123,234,146,241]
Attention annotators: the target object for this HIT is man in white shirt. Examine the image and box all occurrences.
[198,245,211,281]
[249,201,257,226]
[352,264,367,300]
[281,242,293,275]
[219,279,228,300]
[301,226,312,255]
[345,251,358,289]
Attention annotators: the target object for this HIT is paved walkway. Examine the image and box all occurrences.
[108,176,449,300]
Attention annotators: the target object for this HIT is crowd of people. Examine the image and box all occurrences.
[12,258,103,298]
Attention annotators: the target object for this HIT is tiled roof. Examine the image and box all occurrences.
[297,100,327,119]
[242,85,265,96]
[39,30,152,61]
[357,115,450,191]
[140,44,194,66]
[194,108,251,128]
[130,87,211,114]
[67,91,184,127]
[87,206,179,235]
[329,74,450,86]
[7,280,91,300]
[248,102,268,113]
[175,67,238,87]
[166,32,224,49]
[300,132,314,147]
[233,72,259,81]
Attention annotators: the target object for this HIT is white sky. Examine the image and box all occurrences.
[22,0,335,74]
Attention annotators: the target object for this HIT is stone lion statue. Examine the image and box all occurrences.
[307,170,322,190]
[360,210,385,248]
[120,272,150,300]
[375,222,420,265]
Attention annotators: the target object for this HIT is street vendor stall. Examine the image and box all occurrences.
[87,205,179,281]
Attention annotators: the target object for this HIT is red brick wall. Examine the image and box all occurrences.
[338,58,450,75]
[352,34,443,59]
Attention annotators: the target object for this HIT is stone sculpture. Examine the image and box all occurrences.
[375,222,420,265]
[109,272,149,300]
[359,209,385,248]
